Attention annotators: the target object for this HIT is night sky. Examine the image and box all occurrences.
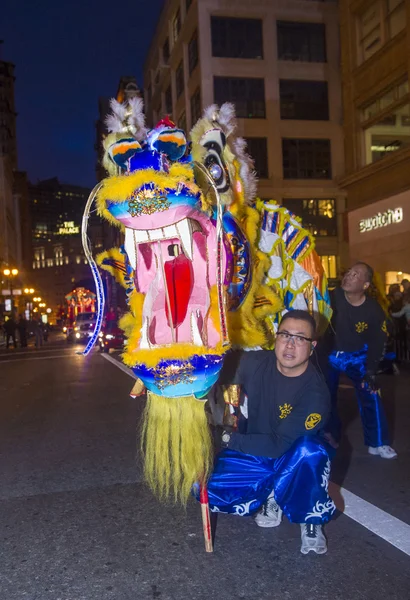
[1,0,164,188]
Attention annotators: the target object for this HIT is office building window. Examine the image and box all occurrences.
[321,255,337,279]
[282,199,337,236]
[165,85,172,115]
[214,77,265,118]
[277,21,326,62]
[361,80,408,121]
[176,61,184,99]
[178,110,186,133]
[245,138,268,179]
[191,88,201,124]
[280,80,329,120]
[211,17,263,59]
[362,102,410,164]
[387,0,406,37]
[357,1,405,65]
[163,38,170,64]
[282,139,332,179]
[173,8,181,44]
[188,30,199,74]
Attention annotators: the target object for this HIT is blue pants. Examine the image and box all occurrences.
[325,349,390,447]
[197,436,336,525]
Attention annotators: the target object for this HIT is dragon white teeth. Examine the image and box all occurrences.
[191,312,204,346]
[140,317,150,349]
[124,227,137,270]
[148,228,163,242]
[124,219,196,261]
[176,218,193,261]
[162,224,178,238]
[134,229,149,243]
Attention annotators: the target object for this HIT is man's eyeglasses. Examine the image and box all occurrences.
[276,331,313,347]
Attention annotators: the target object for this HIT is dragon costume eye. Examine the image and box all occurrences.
[201,129,230,193]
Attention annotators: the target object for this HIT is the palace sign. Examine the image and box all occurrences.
[58,221,80,235]
[359,207,403,233]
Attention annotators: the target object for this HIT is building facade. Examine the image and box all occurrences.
[143,0,347,282]
[29,178,103,311]
[339,0,409,286]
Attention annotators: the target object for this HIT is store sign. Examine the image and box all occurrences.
[359,207,403,233]
[58,221,79,235]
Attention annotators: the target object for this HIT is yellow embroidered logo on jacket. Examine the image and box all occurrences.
[279,403,293,419]
[305,413,322,430]
[381,321,387,333]
[355,321,368,333]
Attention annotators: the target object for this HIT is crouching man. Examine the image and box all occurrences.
[202,310,335,554]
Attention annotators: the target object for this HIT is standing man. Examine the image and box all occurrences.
[17,314,28,348]
[323,262,397,459]
[4,316,17,349]
[198,310,335,555]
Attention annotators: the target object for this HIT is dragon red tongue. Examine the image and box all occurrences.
[164,254,193,328]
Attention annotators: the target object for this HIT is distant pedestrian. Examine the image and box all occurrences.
[4,317,17,349]
[17,314,28,348]
[401,279,410,294]
[32,316,44,348]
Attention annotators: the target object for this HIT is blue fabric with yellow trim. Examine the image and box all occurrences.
[196,436,336,524]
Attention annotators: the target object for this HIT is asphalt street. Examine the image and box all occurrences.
[0,335,409,600]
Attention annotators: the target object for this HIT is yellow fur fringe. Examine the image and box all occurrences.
[141,392,212,504]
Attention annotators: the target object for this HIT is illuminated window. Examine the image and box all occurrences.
[46,259,54,267]
[282,199,337,236]
[362,102,410,164]
[361,80,409,121]
[321,255,337,279]
[76,256,81,264]
[65,256,69,264]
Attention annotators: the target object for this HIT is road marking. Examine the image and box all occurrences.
[329,484,410,557]
[99,352,410,557]
[0,354,78,365]
[101,352,137,379]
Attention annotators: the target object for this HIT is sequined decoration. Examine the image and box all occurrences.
[153,362,195,390]
[128,187,171,217]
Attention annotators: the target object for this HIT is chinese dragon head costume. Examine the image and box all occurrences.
[83,98,331,504]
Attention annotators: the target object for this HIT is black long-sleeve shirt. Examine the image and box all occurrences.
[330,287,387,375]
[227,351,330,459]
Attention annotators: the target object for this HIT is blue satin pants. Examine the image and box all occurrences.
[196,436,336,524]
[325,349,390,447]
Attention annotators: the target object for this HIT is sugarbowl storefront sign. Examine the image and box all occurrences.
[359,208,403,233]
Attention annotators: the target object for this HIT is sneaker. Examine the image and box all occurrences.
[300,523,327,555]
[368,445,397,459]
[255,491,283,528]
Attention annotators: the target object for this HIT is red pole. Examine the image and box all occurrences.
[199,483,213,553]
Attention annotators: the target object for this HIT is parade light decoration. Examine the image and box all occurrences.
[80,183,105,356]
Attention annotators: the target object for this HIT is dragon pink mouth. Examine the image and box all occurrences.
[124,212,224,348]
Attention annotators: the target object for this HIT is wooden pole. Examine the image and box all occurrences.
[199,483,213,553]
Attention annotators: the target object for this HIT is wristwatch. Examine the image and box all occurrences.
[221,430,231,446]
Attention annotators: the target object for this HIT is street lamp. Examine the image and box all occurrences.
[3,267,19,313]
